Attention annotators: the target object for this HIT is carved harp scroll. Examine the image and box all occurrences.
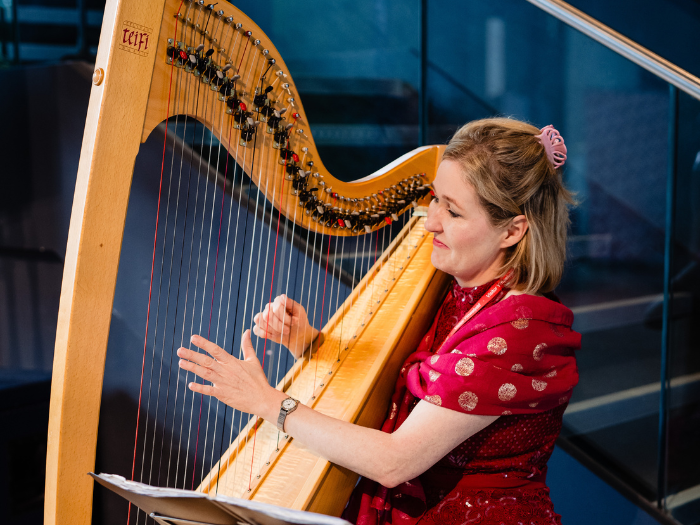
[45,1,449,524]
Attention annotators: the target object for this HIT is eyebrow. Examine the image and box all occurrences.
[434,185,463,210]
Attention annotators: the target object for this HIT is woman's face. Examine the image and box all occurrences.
[425,160,511,288]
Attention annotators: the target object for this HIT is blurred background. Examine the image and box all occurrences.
[1,0,700,524]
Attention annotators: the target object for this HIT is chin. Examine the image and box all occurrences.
[430,251,450,275]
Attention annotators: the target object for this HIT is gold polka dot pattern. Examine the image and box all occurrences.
[430,355,440,365]
[532,379,548,391]
[533,343,547,361]
[458,391,478,411]
[511,363,524,372]
[455,357,475,376]
[511,318,529,330]
[498,383,517,401]
[487,337,507,355]
[424,394,442,406]
[510,307,532,329]
[429,370,441,382]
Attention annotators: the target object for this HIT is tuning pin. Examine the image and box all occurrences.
[231,74,241,81]
[279,107,288,114]
[196,43,204,52]
[222,63,232,72]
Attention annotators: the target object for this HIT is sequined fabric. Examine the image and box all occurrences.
[342,281,580,525]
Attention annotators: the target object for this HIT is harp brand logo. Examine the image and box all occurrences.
[119,21,152,57]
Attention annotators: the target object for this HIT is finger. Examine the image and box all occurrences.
[188,380,216,397]
[284,296,304,316]
[257,304,290,336]
[264,308,291,336]
[191,335,230,363]
[241,330,260,363]
[272,300,293,330]
[177,346,217,369]
[179,357,218,383]
[252,324,282,343]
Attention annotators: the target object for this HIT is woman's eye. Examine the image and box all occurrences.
[448,209,460,218]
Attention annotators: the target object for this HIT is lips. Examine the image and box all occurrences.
[433,238,448,249]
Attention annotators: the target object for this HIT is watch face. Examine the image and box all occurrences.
[282,398,296,410]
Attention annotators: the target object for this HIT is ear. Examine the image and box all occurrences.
[501,215,528,248]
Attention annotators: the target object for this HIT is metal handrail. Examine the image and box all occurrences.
[526,0,700,101]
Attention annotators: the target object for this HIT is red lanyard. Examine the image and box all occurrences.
[436,268,515,354]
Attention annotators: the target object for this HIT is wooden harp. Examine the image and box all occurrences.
[45,1,450,524]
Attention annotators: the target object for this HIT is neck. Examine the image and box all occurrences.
[454,271,500,289]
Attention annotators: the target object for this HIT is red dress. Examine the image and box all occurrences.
[342,280,581,525]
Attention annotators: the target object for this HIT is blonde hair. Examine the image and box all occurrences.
[442,118,576,294]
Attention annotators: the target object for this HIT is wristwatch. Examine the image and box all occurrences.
[277,397,299,432]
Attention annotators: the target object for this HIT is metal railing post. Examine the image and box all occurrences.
[657,83,678,510]
[419,0,428,146]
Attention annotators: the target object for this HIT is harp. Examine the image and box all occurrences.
[45,1,450,524]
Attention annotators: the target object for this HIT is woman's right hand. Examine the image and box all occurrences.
[252,294,319,359]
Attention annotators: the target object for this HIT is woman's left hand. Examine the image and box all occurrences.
[177,330,279,416]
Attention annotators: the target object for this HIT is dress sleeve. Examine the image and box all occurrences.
[405,319,579,416]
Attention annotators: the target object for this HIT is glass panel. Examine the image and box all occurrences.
[427,0,670,503]
[666,90,700,523]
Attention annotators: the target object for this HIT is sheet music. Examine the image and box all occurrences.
[93,473,352,525]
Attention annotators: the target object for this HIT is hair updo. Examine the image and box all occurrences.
[442,117,576,294]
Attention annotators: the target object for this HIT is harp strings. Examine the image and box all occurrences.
[129,3,425,517]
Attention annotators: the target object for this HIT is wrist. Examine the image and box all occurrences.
[263,387,288,423]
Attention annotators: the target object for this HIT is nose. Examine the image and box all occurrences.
[424,200,442,234]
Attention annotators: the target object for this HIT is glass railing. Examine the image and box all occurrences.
[421,1,699,522]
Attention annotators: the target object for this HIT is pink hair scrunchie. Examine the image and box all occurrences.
[535,125,567,169]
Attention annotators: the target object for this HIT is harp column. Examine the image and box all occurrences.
[45,1,166,524]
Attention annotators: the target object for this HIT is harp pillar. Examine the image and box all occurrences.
[45,2,166,524]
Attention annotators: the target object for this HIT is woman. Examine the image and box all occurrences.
[178,118,580,524]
